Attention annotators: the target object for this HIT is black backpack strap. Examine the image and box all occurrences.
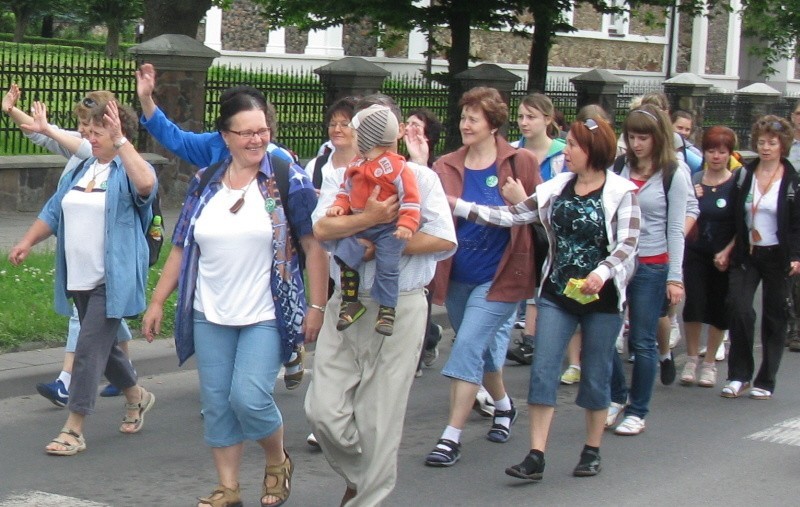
[691,169,704,186]
[195,161,227,197]
[270,151,291,208]
[68,159,90,185]
[508,151,517,180]
[613,155,626,175]
[312,146,332,190]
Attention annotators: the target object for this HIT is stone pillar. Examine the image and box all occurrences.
[736,82,781,148]
[453,64,521,139]
[129,34,219,206]
[314,57,390,110]
[663,72,713,128]
[570,68,627,127]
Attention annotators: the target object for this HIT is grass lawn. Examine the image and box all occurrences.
[0,247,177,352]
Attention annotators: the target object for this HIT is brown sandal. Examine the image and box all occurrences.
[262,449,293,507]
[120,386,155,434]
[336,301,366,331]
[45,428,86,456]
[198,485,242,507]
[375,305,396,336]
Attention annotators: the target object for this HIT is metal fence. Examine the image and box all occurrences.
[3,43,800,160]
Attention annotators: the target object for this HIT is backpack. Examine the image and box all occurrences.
[612,155,676,199]
[195,152,306,266]
[68,159,163,267]
[312,145,333,190]
[508,152,548,285]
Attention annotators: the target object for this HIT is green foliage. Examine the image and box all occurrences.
[0,246,177,351]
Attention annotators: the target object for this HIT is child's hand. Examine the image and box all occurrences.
[394,226,412,240]
[327,205,344,217]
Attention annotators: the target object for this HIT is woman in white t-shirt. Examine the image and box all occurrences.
[142,88,328,507]
[9,98,158,456]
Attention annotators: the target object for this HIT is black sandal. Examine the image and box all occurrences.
[506,451,545,481]
[424,438,461,467]
[487,400,518,443]
[336,301,366,331]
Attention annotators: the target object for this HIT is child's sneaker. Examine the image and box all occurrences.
[375,306,395,336]
[36,379,69,407]
[100,383,123,397]
[336,301,366,331]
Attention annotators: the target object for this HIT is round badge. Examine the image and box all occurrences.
[716,198,726,208]
[745,192,754,204]
[265,197,276,212]
[486,175,498,188]
[99,181,108,190]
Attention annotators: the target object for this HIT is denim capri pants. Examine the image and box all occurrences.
[441,279,517,384]
[193,310,284,447]
[528,297,623,410]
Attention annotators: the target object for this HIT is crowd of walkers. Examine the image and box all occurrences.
[6,67,800,507]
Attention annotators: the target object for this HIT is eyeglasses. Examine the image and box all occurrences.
[584,118,599,132]
[228,128,270,139]
[328,122,351,130]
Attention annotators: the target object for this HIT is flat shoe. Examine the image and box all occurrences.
[120,387,155,434]
[720,381,750,398]
[198,484,242,507]
[45,428,86,456]
[749,387,772,400]
[262,449,292,507]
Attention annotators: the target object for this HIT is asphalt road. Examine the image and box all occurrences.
[2,319,800,506]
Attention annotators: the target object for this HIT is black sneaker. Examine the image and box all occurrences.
[660,352,676,385]
[573,449,601,477]
[425,439,461,467]
[506,336,534,365]
[505,451,545,481]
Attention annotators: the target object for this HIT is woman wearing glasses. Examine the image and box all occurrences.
[141,88,328,507]
[451,117,640,479]
[720,116,800,400]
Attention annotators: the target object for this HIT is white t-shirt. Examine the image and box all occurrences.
[746,178,781,247]
[61,161,111,290]
[193,180,275,325]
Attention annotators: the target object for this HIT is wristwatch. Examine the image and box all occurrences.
[113,136,128,150]
[308,303,326,314]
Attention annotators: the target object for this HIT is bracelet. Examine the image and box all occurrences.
[113,136,128,150]
[666,281,684,288]
[308,303,325,314]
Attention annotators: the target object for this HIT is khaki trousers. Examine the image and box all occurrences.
[305,289,426,506]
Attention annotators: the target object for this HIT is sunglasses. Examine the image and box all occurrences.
[82,97,97,108]
[758,120,784,131]
[585,118,599,132]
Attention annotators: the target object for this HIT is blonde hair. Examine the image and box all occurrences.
[519,93,559,138]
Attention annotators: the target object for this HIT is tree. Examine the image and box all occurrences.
[77,0,143,56]
[0,0,54,41]
[141,0,213,41]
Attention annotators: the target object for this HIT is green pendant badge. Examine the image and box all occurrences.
[486,175,498,188]
[265,197,276,212]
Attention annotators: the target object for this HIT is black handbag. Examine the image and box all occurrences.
[509,152,548,283]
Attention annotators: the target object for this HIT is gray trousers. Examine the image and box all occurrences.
[69,284,137,415]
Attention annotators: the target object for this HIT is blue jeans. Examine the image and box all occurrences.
[529,297,623,409]
[610,263,668,418]
[441,280,517,384]
[66,304,132,353]
[193,311,283,447]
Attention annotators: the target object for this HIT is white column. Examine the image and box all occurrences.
[408,1,429,60]
[204,6,222,51]
[305,26,344,56]
[266,28,286,54]
[688,6,708,74]
[726,0,742,77]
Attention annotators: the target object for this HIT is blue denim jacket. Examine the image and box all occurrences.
[38,157,157,318]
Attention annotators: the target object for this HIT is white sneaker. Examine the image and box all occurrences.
[423,345,440,367]
[614,415,646,435]
[473,385,495,417]
[715,342,726,361]
[307,432,320,448]
[605,402,625,428]
[680,360,697,385]
[698,346,708,357]
[668,326,681,349]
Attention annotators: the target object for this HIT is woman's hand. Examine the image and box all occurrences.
[694,183,704,198]
[103,101,124,143]
[790,260,800,276]
[19,101,50,135]
[404,123,430,166]
[666,283,684,306]
[580,273,604,295]
[141,303,163,343]
[713,250,730,272]
[2,83,20,112]
[501,176,528,205]
[302,309,323,343]
[134,63,158,119]
[8,241,31,266]
[363,186,399,224]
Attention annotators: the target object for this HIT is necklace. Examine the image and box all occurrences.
[702,170,731,192]
[749,165,781,246]
[84,161,110,192]
[227,169,257,214]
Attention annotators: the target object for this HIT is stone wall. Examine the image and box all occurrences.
[676,11,691,73]
[550,37,663,72]
[222,0,268,52]
[705,4,730,75]
[573,4,603,31]
[343,21,378,57]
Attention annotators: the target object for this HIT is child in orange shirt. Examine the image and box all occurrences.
[326,104,421,335]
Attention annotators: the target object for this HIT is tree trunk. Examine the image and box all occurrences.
[444,5,471,151]
[527,8,554,93]
[12,7,31,42]
[41,15,54,38]
[143,0,212,41]
[105,23,121,57]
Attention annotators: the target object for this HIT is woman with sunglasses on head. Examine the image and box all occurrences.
[607,104,692,436]
[451,117,640,479]
[719,116,800,400]
[141,87,328,507]
[9,97,158,456]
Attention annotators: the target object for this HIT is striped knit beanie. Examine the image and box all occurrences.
[351,104,398,155]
